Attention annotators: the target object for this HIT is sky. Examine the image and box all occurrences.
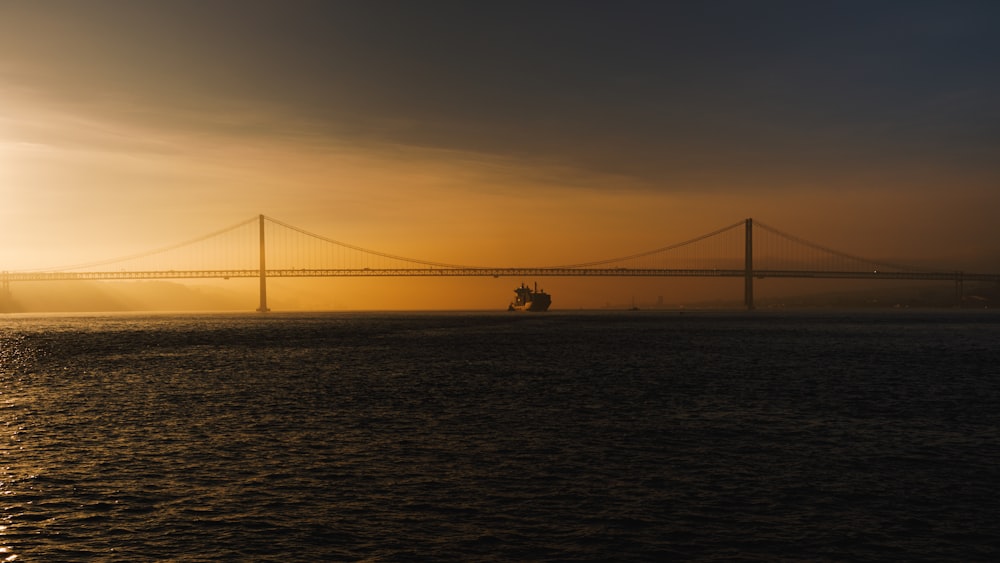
[1,1,998,309]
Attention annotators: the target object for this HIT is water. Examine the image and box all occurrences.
[2,310,999,561]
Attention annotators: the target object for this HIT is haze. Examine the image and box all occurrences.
[2,1,998,310]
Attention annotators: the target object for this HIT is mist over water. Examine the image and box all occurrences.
[2,311,999,561]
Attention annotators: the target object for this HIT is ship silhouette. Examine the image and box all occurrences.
[508,282,551,312]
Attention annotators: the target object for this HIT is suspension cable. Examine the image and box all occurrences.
[36,216,260,272]
[263,216,473,269]
[551,220,745,268]
[753,220,933,272]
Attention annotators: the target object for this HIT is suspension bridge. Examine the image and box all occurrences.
[2,215,998,311]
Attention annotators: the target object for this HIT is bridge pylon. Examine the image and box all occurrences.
[0,275,11,313]
[744,218,754,310]
[256,214,269,312]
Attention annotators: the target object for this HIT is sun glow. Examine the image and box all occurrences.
[1,2,998,311]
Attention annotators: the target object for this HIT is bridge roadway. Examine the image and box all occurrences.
[5,268,1000,282]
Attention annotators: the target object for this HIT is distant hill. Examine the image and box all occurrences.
[754,283,996,309]
[0,281,248,313]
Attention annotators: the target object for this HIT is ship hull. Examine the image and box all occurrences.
[508,299,551,312]
[526,294,551,311]
[508,282,551,312]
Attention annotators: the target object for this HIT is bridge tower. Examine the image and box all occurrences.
[256,214,269,312]
[744,218,754,310]
[0,274,10,313]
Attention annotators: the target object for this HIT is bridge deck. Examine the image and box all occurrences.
[4,268,999,282]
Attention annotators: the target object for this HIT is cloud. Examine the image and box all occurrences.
[4,2,998,189]
[1,1,999,279]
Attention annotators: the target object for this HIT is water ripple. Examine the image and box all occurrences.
[1,311,998,560]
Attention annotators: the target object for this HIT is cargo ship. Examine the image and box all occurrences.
[508,282,552,312]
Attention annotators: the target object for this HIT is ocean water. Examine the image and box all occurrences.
[1,310,998,561]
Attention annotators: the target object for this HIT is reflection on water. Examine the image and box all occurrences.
[1,311,999,561]
[0,527,13,562]
[2,393,17,562]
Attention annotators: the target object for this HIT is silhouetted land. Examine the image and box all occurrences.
[1,281,996,313]
[611,283,998,311]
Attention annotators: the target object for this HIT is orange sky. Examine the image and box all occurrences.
[1,2,998,310]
